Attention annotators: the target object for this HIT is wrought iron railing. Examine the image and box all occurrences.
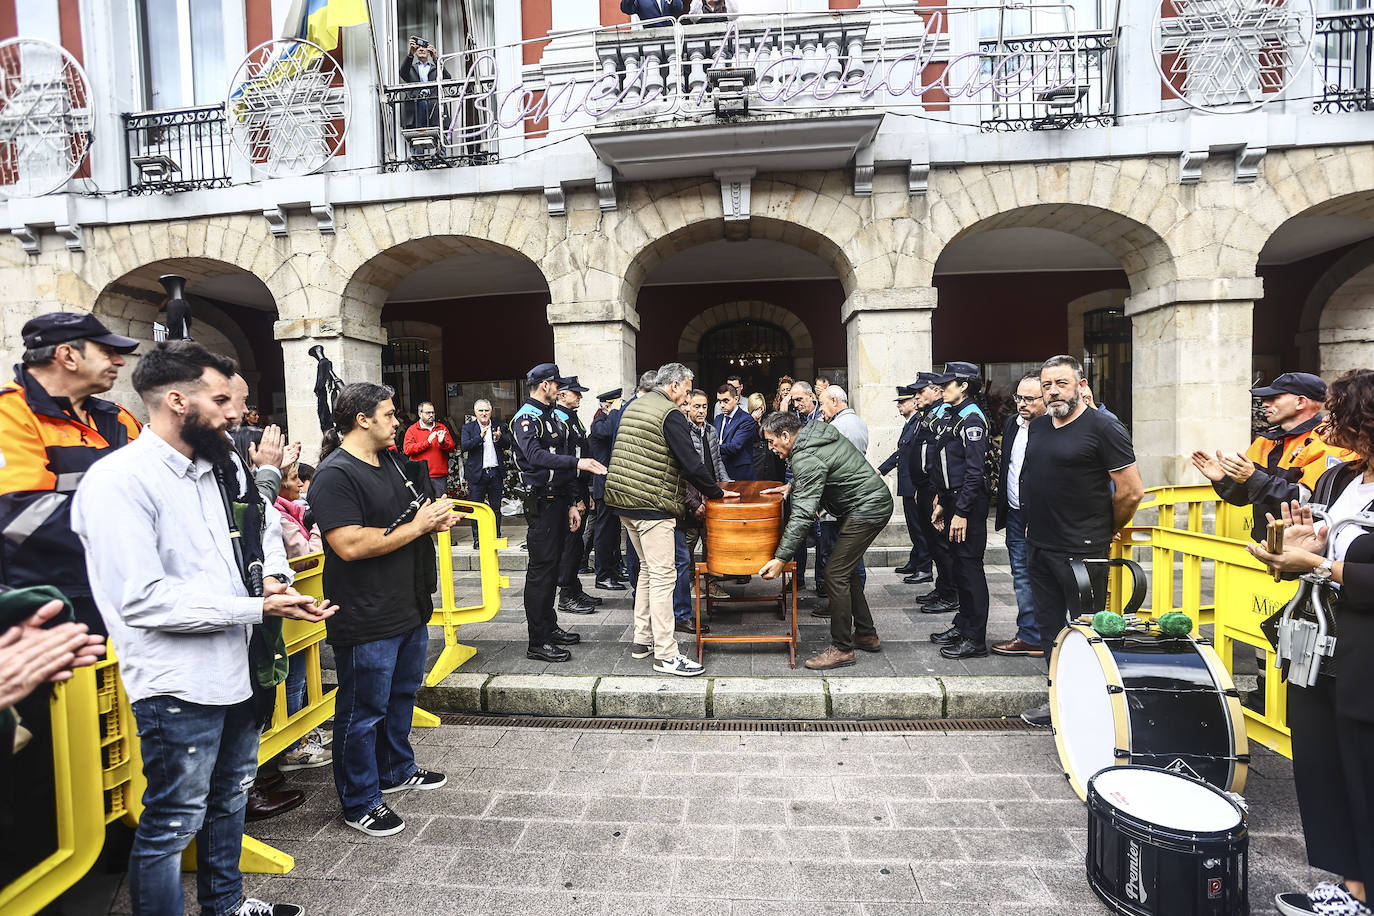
[978,30,1115,131]
[1314,11,1373,113]
[123,105,231,193]
[380,81,498,171]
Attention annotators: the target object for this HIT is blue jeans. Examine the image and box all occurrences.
[1005,506,1039,646]
[817,520,866,590]
[673,525,691,622]
[128,696,258,916]
[283,656,308,753]
[332,624,428,820]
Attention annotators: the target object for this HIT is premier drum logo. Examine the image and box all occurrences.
[1126,840,1149,904]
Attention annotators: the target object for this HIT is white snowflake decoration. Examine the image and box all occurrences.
[227,39,350,178]
[1154,0,1315,112]
[0,38,93,199]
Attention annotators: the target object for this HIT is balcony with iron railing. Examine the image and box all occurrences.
[1314,10,1373,112]
[976,30,1116,131]
[123,104,231,194]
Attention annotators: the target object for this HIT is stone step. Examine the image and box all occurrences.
[417,672,1048,721]
[450,543,1011,572]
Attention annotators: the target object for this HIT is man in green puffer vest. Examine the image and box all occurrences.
[759,410,894,670]
[605,363,739,677]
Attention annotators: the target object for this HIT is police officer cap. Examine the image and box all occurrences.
[526,362,560,384]
[929,361,981,386]
[597,388,622,402]
[914,371,942,388]
[22,312,139,354]
[1250,371,1326,401]
[894,386,916,401]
[557,375,589,393]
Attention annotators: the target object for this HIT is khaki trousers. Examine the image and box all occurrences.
[622,516,681,661]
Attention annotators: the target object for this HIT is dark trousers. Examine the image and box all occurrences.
[332,624,427,821]
[825,517,886,650]
[524,496,569,644]
[557,501,589,599]
[817,519,866,589]
[901,494,932,575]
[1289,679,1374,881]
[427,475,448,499]
[941,491,990,645]
[1027,544,1109,659]
[128,697,258,916]
[467,466,503,541]
[918,485,957,599]
[593,500,623,581]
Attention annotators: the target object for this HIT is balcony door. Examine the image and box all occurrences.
[138,0,227,111]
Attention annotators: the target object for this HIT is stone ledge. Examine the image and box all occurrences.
[940,674,1047,719]
[418,673,489,714]
[709,678,828,720]
[828,676,942,719]
[484,674,599,717]
[595,676,709,718]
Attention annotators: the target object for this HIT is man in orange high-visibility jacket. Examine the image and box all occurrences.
[0,313,140,634]
[1192,372,1351,542]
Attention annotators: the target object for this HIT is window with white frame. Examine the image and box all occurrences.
[138,0,227,110]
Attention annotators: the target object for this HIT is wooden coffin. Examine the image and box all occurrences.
[703,480,786,576]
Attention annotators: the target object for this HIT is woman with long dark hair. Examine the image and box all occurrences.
[1249,368,1374,916]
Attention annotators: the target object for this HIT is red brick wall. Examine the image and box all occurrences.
[245,0,273,47]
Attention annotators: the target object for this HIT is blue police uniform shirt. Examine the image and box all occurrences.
[928,400,989,517]
[511,397,580,495]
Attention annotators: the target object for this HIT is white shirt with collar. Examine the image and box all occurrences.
[1006,414,1030,510]
[480,421,500,469]
[72,427,291,706]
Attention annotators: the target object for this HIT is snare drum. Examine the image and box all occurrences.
[1050,624,1248,801]
[1087,766,1249,916]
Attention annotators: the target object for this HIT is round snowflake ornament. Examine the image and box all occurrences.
[0,38,93,199]
[226,38,350,178]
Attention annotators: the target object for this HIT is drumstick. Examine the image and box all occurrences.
[1266,519,1285,583]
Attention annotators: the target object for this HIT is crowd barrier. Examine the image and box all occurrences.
[1107,485,1298,757]
[1,500,508,908]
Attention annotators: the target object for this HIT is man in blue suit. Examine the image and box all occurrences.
[621,0,683,22]
[878,385,932,583]
[713,383,758,482]
[460,398,509,548]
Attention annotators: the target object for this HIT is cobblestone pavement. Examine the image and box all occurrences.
[93,722,1323,915]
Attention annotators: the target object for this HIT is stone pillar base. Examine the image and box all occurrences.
[843,288,936,466]
[276,318,387,462]
[550,305,638,413]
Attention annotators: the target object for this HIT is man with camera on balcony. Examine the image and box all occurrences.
[622,0,684,26]
[399,37,452,131]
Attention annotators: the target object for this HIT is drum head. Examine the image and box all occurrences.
[1090,766,1243,834]
[1051,626,1125,800]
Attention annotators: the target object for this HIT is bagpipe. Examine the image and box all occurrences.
[309,346,431,536]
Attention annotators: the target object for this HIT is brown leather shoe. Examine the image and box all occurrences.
[255,771,287,793]
[675,619,709,634]
[245,786,306,822]
[854,634,882,653]
[990,637,1044,658]
[804,645,856,670]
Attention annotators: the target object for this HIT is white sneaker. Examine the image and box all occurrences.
[279,741,331,771]
[234,898,304,916]
[654,654,705,677]
[309,726,332,747]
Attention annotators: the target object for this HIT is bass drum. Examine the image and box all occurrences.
[1050,624,1248,801]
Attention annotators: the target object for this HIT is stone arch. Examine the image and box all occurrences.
[1295,238,1374,370]
[381,319,446,415]
[675,300,817,382]
[1257,147,1374,244]
[1065,289,1130,360]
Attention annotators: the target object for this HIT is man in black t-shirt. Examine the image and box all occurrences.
[310,382,457,838]
[1018,355,1143,727]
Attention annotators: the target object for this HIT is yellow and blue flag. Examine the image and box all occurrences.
[284,0,371,52]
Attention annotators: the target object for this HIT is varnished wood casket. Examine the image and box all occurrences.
[703,480,786,576]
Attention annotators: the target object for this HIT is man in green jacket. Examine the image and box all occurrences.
[760,411,894,669]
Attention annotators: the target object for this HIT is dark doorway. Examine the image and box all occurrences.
[382,337,431,414]
[698,320,794,397]
[1084,307,1132,428]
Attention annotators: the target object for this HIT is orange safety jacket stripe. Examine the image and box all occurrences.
[0,367,141,595]
[1243,419,1353,492]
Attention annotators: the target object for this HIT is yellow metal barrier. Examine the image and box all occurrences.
[0,667,106,916]
[1108,485,1298,757]
[424,500,508,688]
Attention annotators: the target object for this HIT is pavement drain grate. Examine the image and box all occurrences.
[438,714,1036,733]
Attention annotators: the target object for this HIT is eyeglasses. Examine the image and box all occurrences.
[1013,395,1040,404]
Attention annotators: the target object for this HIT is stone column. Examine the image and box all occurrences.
[275,317,387,463]
[549,301,638,425]
[1126,278,1260,487]
[1318,266,1374,381]
[842,287,935,467]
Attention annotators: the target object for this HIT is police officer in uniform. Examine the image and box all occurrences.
[878,384,932,583]
[589,388,627,589]
[510,364,607,661]
[924,361,991,659]
[553,376,599,613]
[909,372,959,611]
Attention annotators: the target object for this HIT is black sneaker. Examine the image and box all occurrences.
[1276,882,1374,916]
[345,801,406,837]
[234,898,305,916]
[558,596,597,614]
[382,768,447,793]
[1021,703,1052,728]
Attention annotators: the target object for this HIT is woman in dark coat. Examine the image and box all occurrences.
[1250,367,1374,916]
[747,393,783,481]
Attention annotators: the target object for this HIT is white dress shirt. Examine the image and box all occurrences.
[1006,415,1030,510]
[480,422,499,469]
[71,428,290,706]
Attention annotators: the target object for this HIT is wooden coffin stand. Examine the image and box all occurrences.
[695,480,799,668]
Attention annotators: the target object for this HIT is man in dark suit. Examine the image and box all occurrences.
[713,383,758,482]
[460,398,509,548]
[589,389,626,589]
[878,385,932,583]
[620,0,683,23]
[990,372,1046,657]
